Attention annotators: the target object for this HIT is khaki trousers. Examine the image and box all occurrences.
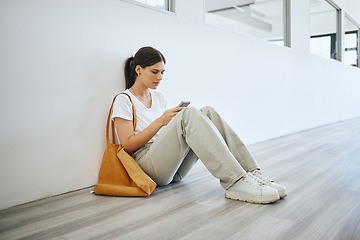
[134,106,259,189]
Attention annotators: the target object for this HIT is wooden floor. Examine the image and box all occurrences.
[1,118,360,240]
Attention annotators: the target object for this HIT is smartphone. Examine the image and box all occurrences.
[178,101,191,107]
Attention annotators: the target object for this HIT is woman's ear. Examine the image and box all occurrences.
[135,65,141,75]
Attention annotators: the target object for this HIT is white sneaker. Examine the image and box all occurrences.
[251,170,287,198]
[225,173,280,204]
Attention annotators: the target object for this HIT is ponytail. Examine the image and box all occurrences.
[124,46,166,90]
[124,56,135,89]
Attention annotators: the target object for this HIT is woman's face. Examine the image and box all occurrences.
[136,61,165,89]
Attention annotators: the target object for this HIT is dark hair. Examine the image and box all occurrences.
[124,46,166,89]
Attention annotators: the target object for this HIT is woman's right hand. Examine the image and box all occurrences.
[158,107,184,126]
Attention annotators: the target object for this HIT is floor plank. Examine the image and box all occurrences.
[1,118,360,240]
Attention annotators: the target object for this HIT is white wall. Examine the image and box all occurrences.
[0,0,360,210]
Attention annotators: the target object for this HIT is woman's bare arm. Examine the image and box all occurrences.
[114,106,184,153]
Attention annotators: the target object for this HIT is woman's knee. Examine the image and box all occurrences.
[182,106,219,125]
[200,105,216,114]
[184,105,217,116]
[182,106,202,119]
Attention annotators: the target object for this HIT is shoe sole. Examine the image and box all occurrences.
[225,191,280,204]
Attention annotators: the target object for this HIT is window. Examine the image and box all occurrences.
[310,34,336,59]
[310,0,340,61]
[122,0,175,12]
[344,15,359,68]
[204,0,291,47]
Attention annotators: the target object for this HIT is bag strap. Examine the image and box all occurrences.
[106,92,137,144]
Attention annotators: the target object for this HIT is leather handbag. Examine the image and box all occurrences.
[93,93,157,196]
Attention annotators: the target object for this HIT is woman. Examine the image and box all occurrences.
[112,46,287,204]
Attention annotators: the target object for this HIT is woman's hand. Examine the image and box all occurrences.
[114,106,184,153]
[114,107,183,153]
[157,107,184,126]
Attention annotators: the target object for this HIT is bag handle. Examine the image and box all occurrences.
[106,92,137,144]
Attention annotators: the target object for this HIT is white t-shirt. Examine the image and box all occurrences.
[111,89,168,144]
